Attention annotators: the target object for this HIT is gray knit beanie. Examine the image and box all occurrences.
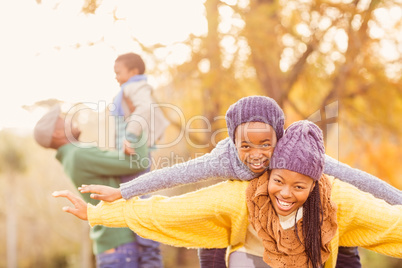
[270,120,325,181]
[225,96,285,142]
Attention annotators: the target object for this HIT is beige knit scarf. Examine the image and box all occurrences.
[246,172,338,268]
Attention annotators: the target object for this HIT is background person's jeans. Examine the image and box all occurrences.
[136,235,163,268]
[121,166,163,268]
[198,248,227,268]
[96,242,140,268]
[228,251,272,268]
[335,246,361,268]
[199,247,361,268]
[96,240,163,268]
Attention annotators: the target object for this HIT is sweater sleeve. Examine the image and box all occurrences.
[332,178,402,257]
[74,142,149,177]
[120,138,256,199]
[324,155,402,205]
[88,180,250,249]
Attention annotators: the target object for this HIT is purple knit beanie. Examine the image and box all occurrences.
[270,120,325,181]
[225,96,285,142]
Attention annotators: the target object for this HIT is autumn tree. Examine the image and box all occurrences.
[0,131,28,268]
[158,0,402,187]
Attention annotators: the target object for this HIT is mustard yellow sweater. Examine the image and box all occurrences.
[88,177,402,267]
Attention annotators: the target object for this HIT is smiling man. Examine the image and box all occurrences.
[33,105,162,268]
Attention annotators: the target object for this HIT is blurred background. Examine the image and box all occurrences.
[0,0,401,267]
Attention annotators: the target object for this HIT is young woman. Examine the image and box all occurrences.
[81,96,401,267]
[54,120,402,267]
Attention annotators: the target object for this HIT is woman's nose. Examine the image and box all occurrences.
[280,186,292,198]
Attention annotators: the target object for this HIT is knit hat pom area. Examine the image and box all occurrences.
[270,120,325,181]
[225,96,285,142]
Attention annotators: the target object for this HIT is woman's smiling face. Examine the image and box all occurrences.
[268,169,315,216]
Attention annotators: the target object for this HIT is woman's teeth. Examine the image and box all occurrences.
[278,199,293,207]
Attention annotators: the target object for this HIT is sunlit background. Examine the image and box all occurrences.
[1,0,402,267]
[0,0,207,129]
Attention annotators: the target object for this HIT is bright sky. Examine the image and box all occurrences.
[0,0,206,130]
[1,0,400,131]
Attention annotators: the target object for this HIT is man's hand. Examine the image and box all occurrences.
[52,190,88,220]
[78,184,123,202]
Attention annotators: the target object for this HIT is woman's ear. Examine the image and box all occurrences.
[310,181,317,193]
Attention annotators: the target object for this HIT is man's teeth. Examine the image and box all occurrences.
[278,199,293,207]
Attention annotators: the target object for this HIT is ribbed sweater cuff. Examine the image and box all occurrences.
[88,199,128,228]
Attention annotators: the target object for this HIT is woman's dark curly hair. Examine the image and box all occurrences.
[295,182,323,268]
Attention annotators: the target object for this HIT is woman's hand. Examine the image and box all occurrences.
[52,190,88,220]
[78,184,123,202]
